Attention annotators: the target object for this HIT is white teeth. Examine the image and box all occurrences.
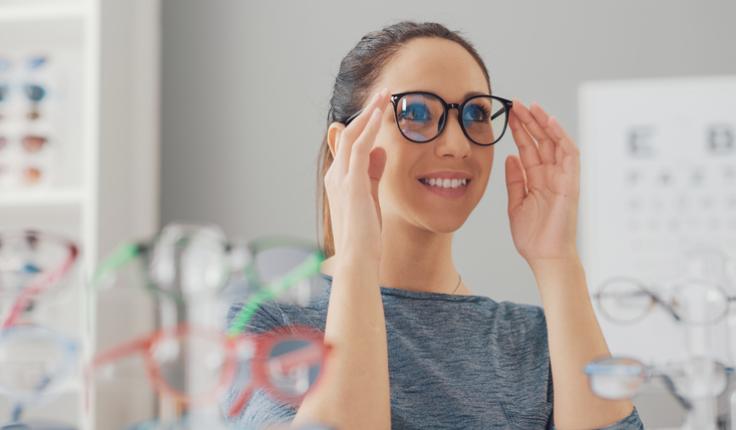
[420,178,469,189]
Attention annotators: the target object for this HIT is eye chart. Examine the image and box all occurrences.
[579,76,736,364]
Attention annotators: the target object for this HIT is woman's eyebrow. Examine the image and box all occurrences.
[462,90,491,99]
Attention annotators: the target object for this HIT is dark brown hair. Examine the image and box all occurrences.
[317,21,492,257]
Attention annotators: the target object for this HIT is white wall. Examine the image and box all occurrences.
[160,1,736,427]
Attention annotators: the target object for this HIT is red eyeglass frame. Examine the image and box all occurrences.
[88,323,332,417]
[1,230,80,328]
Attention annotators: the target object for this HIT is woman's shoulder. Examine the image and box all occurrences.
[488,301,549,356]
[494,300,546,330]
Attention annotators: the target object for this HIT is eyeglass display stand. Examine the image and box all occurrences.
[150,283,233,429]
[682,324,719,430]
[678,249,735,430]
[679,254,730,430]
[729,310,736,430]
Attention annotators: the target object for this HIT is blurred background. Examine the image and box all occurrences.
[161,0,735,304]
[1,0,735,428]
[160,2,736,427]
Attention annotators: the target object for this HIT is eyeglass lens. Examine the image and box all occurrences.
[394,93,508,145]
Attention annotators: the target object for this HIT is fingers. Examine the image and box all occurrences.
[529,103,560,163]
[349,102,387,177]
[369,147,387,227]
[512,101,556,165]
[368,146,387,182]
[548,116,580,158]
[508,104,542,169]
[334,88,389,175]
[505,155,527,213]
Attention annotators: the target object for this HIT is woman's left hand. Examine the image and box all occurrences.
[504,100,581,266]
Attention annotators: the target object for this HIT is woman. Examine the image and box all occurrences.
[230,21,644,430]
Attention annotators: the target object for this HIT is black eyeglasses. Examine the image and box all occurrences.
[344,91,513,146]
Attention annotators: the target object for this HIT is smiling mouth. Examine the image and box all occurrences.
[418,177,471,189]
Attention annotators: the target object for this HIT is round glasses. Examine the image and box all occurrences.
[89,324,330,417]
[94,224,324,308]
[344,91,513,146]
[594,277,736,325]
[0,325,78,405]
[0,231,79,328]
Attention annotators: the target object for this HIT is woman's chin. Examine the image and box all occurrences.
[416,213,470,234]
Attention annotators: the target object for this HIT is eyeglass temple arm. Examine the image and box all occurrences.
[647,289,683,322]
[228,384,255,417]
[657,373,692,411]
[10,373,53,422]
[227,252,324,336]
[614,281,683,322]
[90,336,152,369]
[491,102,511,121]
[344,95,400,126]
[343,110,361,125]
[91,242,146,287]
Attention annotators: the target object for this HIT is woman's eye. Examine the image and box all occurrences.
[399,104,431,122]
[463,104,489,122]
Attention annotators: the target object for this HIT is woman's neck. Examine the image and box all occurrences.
[322,217,468,295]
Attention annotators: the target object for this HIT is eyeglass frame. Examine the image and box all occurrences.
[342,91,514,147]
[593,276,736,326]
[593,276,678,324]
[593,276,736,325]
[0,324,79,423]
[87,323,331,417]
[92,230,324,309]
[1,231,80,328]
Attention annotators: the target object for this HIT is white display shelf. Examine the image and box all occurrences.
[0,188,84,207]
[0,1,86,22]
[0,0,160,428]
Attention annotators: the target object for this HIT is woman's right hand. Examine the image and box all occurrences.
[325,89,390,264]
[296,89,394,428]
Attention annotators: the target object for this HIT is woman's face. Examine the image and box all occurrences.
[370,37,494,234]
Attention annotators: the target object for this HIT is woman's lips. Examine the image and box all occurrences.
[417,179,470,199]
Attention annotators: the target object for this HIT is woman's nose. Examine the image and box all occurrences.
[434,113,472,159]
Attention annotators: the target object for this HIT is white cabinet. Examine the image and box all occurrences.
[0,0,159,428]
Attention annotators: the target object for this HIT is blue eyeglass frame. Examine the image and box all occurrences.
[0,325,79,424]
[342,91,513,146]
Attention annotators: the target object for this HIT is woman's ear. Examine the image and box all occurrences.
[327,122,345,158]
